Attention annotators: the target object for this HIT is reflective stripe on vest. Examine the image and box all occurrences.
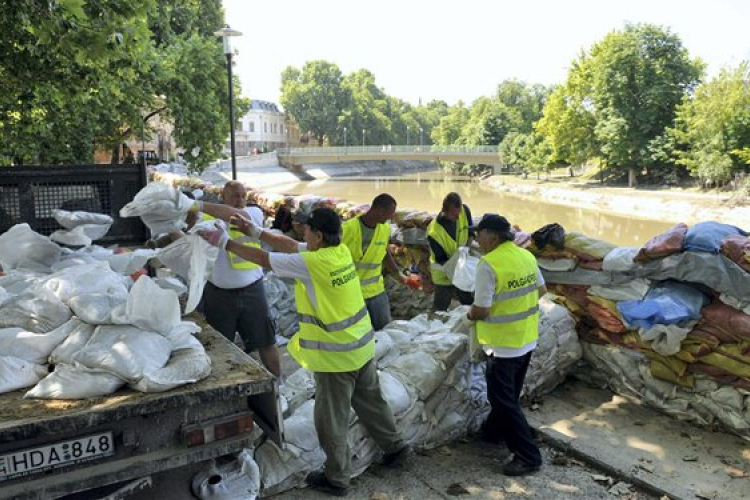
[475,242,540,349]
[299,306,368,332]
[287,244,375,373]
[204,214,261,270]
[299,328,375,353]
[341,217,390,299]
[426,208,469,286]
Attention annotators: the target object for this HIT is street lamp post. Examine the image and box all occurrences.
[214,25,243,180]
[419,127,424,150]
[344,127,347,148]
[406,126,410,147]
[362,128,365,151]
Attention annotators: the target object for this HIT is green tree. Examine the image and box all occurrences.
[670,62,750,186]
[280,61,351,146]
[432,102,470,145]
[590,23,703,186]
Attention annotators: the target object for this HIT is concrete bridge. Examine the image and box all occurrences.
[276,145,501,168]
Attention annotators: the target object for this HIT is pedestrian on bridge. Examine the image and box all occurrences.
[427,192,475,310]
[341,193,408,330]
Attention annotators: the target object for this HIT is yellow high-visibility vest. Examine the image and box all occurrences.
[475,242,540,348]
[204,213,261,270]
[341,216,390,299]
[287,244,375,372]
[426,208,469,285]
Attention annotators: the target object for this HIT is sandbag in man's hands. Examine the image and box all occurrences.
[229,213,264,239]
[198,221,229,249]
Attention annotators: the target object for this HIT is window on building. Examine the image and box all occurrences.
[249,122,255,133]
[264,122,268,133]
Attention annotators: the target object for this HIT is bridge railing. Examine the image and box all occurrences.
[276,145,499,156]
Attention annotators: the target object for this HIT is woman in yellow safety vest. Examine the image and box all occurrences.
[466,214,546,477]
[199,207,409,497]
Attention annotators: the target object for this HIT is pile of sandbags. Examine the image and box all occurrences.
[257,301,580,496]
[539,220,750,437]
[0,222,213,399]
[384,276,433,319]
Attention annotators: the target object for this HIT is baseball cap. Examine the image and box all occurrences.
[476,214,512,237]
[298,207,341,236]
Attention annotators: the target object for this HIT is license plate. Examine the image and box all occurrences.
[0,431,114,482]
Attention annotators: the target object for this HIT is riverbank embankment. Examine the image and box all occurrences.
[484,175,750,228]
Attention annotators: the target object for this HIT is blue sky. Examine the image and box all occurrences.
[223,0,750,106]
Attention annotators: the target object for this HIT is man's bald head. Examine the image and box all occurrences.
[222,181,247,209]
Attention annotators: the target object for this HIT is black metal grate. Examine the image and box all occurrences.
[0,164,148,245]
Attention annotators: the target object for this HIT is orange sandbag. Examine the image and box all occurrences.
[635,223,689,262]
[700,302,750,342]
[721,235,750,273]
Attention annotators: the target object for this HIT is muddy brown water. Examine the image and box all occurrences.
[270,172,674,247]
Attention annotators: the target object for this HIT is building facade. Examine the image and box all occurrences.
[233,100,288,155]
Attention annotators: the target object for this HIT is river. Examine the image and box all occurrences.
[269,171,674,247]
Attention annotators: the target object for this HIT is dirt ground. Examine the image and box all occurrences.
[272,436,657,500]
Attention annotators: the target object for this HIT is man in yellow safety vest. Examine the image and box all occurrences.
[199,207,409,497]
[341,193,407,330]
[427,192,475,311]
[194,181,280,377]
[466,214,546,477]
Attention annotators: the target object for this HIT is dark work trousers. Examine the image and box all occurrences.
[484,352,542,467]
[433,284,474,311]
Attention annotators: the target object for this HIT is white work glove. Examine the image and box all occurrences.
[198,222,229,249]
[230,213,264,239]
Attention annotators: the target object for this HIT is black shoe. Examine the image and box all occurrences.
[305,471,348,497]
[502,458,541,477]
[381,445,410,468]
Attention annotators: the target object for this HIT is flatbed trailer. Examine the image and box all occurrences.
[0,317,282,500]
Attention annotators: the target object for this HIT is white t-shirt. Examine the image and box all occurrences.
[207,206,265,289]
[474,259,545,359]
[267,243,321,308]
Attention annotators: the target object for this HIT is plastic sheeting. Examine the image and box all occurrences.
[617,280,709,329]
[684,221,748,254]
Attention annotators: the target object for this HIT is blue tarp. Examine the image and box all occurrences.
[683,221,748,254]
[616,280,710,329]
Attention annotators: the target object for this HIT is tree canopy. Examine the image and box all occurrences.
[0,0,245,171]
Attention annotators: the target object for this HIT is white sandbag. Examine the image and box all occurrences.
[404,333,467,371]
[153,276,189,297]
[120,182,195,235]
[280,368,316,414]
[110,276,181,335]
[25,363,125,399]
[0,224,61,271]
[378,370,414,416]
[50,223,111,247]
[49,319,97,365]
[374,330,400,367]
[0,286,9,308]
[443,247,479,292]
[72,325,172,382]
[589,278,650,301]
[191,450,260,500]
[104,249,157,276]
[68,290,129,324]
[0,356,48,394]
[156,224,219,314]
[537,258,577,272]
[602,247,639,272]
[132,342,211,393]
[40,261,130,305]
[0,287,72,333]
[0,271,43,295]
[387,351,445,400]
[0,319,82,364]
[638,322,695,356]
[53,209,113,230]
